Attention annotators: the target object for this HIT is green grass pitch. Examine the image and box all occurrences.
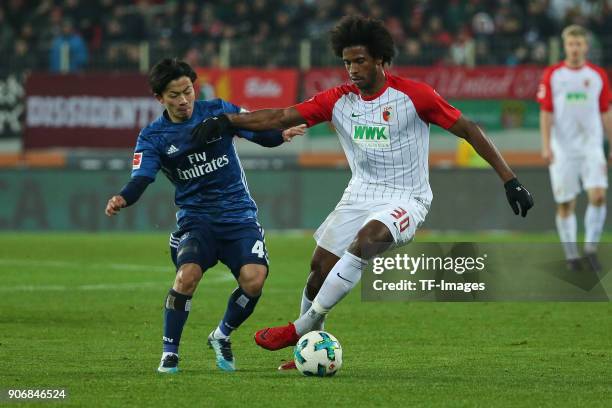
[0,232,610,407]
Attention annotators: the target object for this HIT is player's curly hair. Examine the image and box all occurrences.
[330,15,396,65]
[148,58,197,95]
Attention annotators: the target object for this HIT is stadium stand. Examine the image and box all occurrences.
[1,0,612,72]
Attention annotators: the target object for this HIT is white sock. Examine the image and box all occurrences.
[294,252,367,335]
[300,287,324,330]
[300,287,312,315]
[212,326,229,340]
[162,351,177,360]
[556,213,579,260]
[315,252,366,309]
[584,204,606,253]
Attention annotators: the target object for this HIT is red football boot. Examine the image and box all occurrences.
[277,360,297,370]
[254,323,300,350]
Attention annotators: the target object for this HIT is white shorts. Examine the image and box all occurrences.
[314,199,429,257]
[549,152,608,203]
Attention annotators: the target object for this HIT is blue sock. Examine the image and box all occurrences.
[162,289,192,354]
[218,287,260,336]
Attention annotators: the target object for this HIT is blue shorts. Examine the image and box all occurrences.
[169,218,269,279]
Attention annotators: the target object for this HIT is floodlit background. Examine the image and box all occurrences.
[0,2,610,407]
[1,0,610,232]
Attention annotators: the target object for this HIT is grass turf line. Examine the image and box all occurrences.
[0,232,610,407]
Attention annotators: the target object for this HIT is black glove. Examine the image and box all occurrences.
[191,114,233,145]
[504,178,534,217]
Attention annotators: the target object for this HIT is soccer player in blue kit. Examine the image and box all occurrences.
[104,58,305,373]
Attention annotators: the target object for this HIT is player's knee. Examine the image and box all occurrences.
[239,265,267,296]
[241,275,266,297]
[348,221,393,259]
[557,202,575,217]
[174,263,202,295]
[590,193,606,206]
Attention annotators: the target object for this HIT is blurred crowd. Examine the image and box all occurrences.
[2,0,612,73]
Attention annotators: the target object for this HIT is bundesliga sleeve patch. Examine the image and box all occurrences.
[132,152,142,169]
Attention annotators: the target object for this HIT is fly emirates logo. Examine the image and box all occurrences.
[177,152,229,181]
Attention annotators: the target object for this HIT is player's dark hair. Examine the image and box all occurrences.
[330,15,396,65]
[148,58,197,95]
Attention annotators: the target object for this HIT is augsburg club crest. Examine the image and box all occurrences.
[382,106,392,122]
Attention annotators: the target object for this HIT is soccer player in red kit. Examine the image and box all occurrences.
[191,16,534,361]
[538,25,612,272]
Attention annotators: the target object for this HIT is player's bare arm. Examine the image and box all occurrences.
[448,115,515,182]
[104,176,152,217]
[228,107,306,130]
[602,110,612,160]
[540,110,554,164]
[192,107,307,145]
[448,115,534,217]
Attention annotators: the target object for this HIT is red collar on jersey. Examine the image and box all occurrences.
[359,73,390,101]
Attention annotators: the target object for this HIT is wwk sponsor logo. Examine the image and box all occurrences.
[351,124,390,148]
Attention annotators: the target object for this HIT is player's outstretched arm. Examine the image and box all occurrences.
[191,108,306,145]
[237,124,307,148]
[448,115,534,217]
[228,107,306,130]
[104,176,153,217]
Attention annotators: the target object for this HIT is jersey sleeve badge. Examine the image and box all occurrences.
[133,152,143,169]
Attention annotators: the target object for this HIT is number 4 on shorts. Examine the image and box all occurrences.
[251,240,265,258]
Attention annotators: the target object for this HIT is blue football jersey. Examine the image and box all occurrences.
[131,99,267,224]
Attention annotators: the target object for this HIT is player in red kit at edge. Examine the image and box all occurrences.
[190,16,534,366]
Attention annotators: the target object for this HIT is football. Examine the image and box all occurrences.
[293,331,343,377]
